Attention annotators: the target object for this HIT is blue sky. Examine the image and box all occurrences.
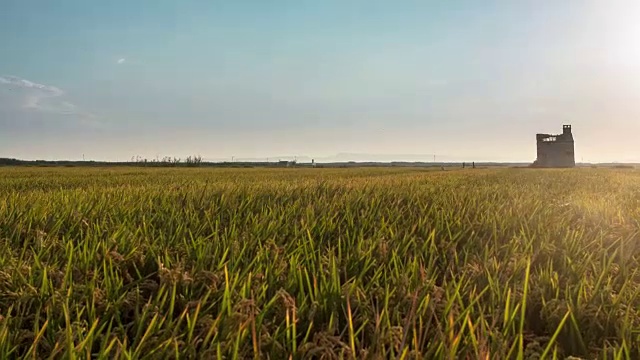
[1,0,639,162]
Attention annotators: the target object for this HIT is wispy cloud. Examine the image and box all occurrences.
[0,75,63,97]
[0,75,97,122]
[115,56,144,66]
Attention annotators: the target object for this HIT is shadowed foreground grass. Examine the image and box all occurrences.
[0,167,639,359]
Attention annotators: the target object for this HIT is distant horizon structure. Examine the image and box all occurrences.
[533,125,575,168]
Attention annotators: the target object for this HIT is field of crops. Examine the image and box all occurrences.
[0,166,639,359]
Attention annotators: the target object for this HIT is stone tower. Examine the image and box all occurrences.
[534,125,575,168]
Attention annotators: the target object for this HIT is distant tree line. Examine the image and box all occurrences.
[130,155,203,167]
[0,155,206,167]
[5,157,604,169]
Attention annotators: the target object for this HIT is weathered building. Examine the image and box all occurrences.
[534,125,575,168]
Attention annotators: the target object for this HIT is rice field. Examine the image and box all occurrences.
[0,166,639,359]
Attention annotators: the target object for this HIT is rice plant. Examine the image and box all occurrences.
[0,166,639,359]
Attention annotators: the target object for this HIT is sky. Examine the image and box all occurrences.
[1,0,640,163]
